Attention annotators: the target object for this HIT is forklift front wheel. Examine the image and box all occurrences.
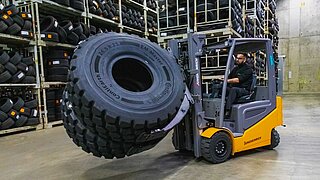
[201,132,232,164]
[265,129,280,150]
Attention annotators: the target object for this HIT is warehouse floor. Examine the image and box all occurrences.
[1,95,320,180]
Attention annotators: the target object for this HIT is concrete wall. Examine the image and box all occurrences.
[277,0,320,92]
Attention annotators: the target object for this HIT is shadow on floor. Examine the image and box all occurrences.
[82,151,195,180]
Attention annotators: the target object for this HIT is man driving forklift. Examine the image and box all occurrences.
[224,53,254,118]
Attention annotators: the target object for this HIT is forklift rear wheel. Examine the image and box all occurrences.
[201,132,232,164]
[266,129,280,150]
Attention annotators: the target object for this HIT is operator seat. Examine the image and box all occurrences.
[235,74,257,104]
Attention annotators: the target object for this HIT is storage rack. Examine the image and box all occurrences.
[0,1,43,135]
[0,0,158,134]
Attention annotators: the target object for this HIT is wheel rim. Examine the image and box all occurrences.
[215,140,227,157]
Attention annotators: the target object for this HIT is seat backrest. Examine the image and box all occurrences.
[250,74,257,92]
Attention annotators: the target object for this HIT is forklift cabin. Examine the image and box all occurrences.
[168,34,284,163]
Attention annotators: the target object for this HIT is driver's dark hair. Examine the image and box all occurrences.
[237,52,248,58]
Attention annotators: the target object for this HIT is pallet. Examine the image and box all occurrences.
[0,124,43,136]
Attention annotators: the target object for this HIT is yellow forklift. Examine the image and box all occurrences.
[62,33,284,164]
[166,34,284,163]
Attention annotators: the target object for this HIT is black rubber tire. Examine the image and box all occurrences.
[4,4,19,16]
[41,32,59,42]
[1,14,14,26]
[21,76,36,83]
[89,6,97,14]
[19,107,31,117]
[102,10,108,18]
[266,129,280,150]
[5,62,18,74]
[11,71,26,83]
[57,26,67,43]
[90,25,96,35]
[80,22,90,37]
[95,8,103,15]
[48,59,69,67]
[5,23,21,35]
[0,51,10,65]
[16,62,29,73]
[25,117,39,126]
[12,14,24,27]
[40,16,58,32]
[30,109,38,118]
[24,99,37,109]
[45,49,69,59]
[12,97,24,111]
[8,109,20,120]
[0,110,8,122]
[0,118,15,130]
[47,67,69,75]
[21,57,34,66]
[26,66,36,76]
[60,20,73,35]
[67,32,79,45]
[47,75,68,82]
[0,71,12,83]
[0,20,8,33]
[0,64,5,73]
[79,33,87,41]
[201,132,232,164]
[20,12,32,20]
[15,115,28,127]
[53,0,70,6]
[46,90,56,100]
[8,51,22,65]
[72,23,83,36]
[64,33,185,158]
[70,0,85,11]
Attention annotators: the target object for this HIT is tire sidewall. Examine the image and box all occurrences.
[74,33,184,119]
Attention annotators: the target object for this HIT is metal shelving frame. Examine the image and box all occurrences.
[9,0,159,131]
[0,0,44,135]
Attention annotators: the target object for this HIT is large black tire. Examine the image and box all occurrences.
[64,32,185,158]
[201,132,232,164]
[265,129,280,150]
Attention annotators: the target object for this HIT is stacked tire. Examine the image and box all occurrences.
[0,96,39,130]
[46,89,63,122]
[146,0,157,10]
[0,50,36,83]
[44,49,70,82]
[40,16,91,45]
[88,0,119,22]
[121,6,144,31]
[0,4,33,38]
[52,0,85,11]
[63,32,186,158]
[147,15,157,34]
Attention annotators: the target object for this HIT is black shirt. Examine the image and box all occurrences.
[228,63,253,91]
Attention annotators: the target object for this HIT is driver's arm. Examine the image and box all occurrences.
[227,78,239,84]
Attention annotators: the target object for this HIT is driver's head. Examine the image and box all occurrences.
[235,53,247,65]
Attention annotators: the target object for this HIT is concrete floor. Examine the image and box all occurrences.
[1,95,320,180]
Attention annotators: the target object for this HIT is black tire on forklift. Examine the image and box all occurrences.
[201,132,232,164]
[265,129,280,150]
[64,32,185,158]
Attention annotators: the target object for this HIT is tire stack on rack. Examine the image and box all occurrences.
[46,89,63,122]
[44,49,70,82]
[0,95,39,130]
[146,0,156,10]
[122,6,144,31]
[40,16,93,45]
[0,4,33,38]
[0,50,36,83]
[221,0,243,35]
[52,0,85,11]
[147,16,157,34]
[88,0,120,22]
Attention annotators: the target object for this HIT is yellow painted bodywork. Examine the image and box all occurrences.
[201,96,283,155]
